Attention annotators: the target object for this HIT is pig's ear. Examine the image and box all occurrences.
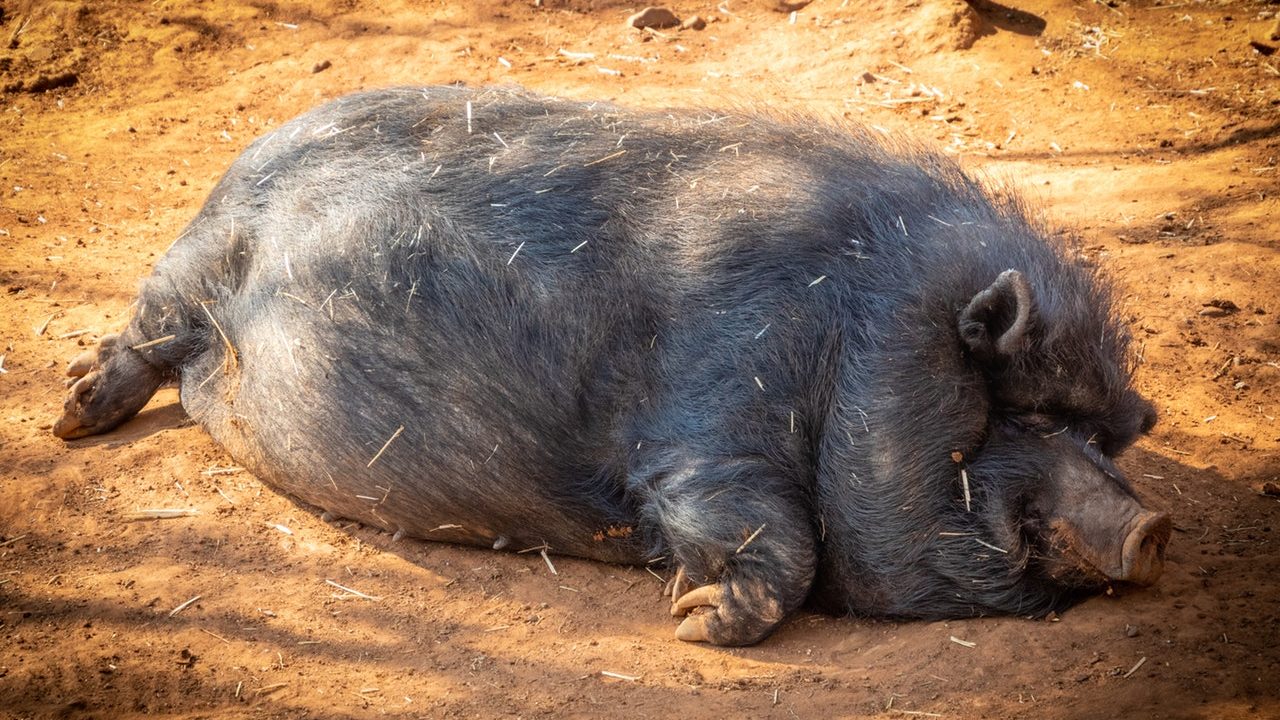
[957,269,1035,360]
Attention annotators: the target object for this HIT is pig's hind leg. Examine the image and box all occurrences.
[53,217,226,440]
[52,331,170,439]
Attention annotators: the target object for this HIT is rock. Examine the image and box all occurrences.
[777,1,813,11]
[857,71,877,85]
[681,15,706,31]
[627,7,680,30]
[1262,482,1280,497]
[1199,299,1239,317]
[1125,624,1140,638]
[1250,21,1280,55]
[900,0,984,53]
[312,59,332,73]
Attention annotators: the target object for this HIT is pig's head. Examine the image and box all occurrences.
[956,268,1170,603]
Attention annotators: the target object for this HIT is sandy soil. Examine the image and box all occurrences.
[2,0,1278,718]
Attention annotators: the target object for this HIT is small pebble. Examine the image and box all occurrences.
[627,7,680,30]
[681,15,706,31]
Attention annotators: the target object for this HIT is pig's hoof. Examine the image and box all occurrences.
[53,371,107,438]
[663,566,696,600]
[52,335,165,440]
[670,577,786,646]
[65,333,119,381]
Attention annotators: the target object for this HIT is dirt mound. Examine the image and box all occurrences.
[904,0,985,53]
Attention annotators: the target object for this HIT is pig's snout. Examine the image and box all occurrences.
[1117,510,1171,586]
[1037,441,1173,590]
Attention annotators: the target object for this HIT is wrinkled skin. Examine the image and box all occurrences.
[54,86,1170,646]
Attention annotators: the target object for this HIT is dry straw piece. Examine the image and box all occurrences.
[123,509,200,521]
[169,595,201,617]
[325,579,381,601]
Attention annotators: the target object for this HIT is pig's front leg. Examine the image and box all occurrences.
[638,456,816,645]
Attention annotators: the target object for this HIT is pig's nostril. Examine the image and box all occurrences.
[1120,511,1171,586]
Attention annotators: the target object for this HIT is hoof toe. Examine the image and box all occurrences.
[66,350,97,378]
[53,373,99,439]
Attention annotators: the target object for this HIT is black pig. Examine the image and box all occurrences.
[54,86,1171,645]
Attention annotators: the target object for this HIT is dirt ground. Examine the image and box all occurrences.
[1,0,1278,718]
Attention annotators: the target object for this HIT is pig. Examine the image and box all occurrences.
[53,85,1171,646]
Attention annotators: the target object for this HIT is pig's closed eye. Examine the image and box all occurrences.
[1006,413,1060,434]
